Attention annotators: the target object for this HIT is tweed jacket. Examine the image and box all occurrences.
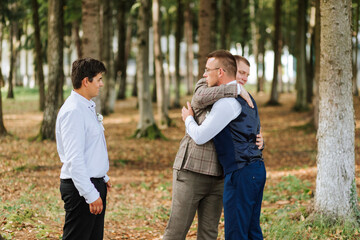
[173,78,238,176]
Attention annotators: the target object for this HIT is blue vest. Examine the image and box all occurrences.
[213,95,263,175]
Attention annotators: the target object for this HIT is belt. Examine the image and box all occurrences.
[61,177,104,183]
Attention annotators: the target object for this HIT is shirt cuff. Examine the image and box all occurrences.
[84,188,100,204]
[185,115,195,131]
[104,175,110,183]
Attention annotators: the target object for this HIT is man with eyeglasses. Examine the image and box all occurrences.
[163,50,264,240]
[181,51,266,239]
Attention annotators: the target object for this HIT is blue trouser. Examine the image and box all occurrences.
[223,161,266,240]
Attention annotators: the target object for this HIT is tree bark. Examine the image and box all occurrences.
[249,0,258,84]
[134,0,163,139]
[184,0,194,95]
[0,20,4,88]
[173,0,183,108]
[100,0,115,115]
[294,0,308,111]
[313,0,320,129]
[32,0,45,110]
[198,0,217,80]
[72,20,82,58]
[40,0,63,140]
[315,0,356,220]
[116,0,128,100]
[268,0,282,105]
[220,0,230,49]
[82,0,102,113]
[153,0,171,127]
[353,0,359,96]
[7,21,17,99]
[164,7,172,108]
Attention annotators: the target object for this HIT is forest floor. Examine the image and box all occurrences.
[0,90,360,239]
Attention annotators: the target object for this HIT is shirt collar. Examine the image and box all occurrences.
[71,90,96,109]
[226,80,237,85]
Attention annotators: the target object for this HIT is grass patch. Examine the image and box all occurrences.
[263,175,312,203]
[262,204,360,239]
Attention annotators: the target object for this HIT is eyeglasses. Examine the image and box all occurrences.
[204,68,221,73]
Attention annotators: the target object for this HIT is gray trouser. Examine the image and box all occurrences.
[163,169,224,240]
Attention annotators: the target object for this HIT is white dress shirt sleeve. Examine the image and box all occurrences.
[185,98,242,145]
[60,110,100,204]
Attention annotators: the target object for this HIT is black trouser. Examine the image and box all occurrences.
[60,178,107,240]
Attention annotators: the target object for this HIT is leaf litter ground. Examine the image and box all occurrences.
[0,93,360,239]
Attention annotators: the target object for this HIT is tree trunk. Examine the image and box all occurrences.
[40,0,63,140]
[249,0,258,84]
[100,0,115,115]
[134,0,163,139]
[32,0,45,110]
[7,21,17,99]
[116,0,128,100]
[0,20,4,88]
[315,0,356,220]
[198,0,217,81]
[313,0,320,129]
[173,0,183,108]
[220,0,230,49]
[82,0,102,113]
[353,0,359,96]
[268,0,282,105]
[132,73,137,97]
[294,0,308,111]
[184,0,194,95]
[72,20,82,58]
[164,7,172,108]
[153,0,170,127]
[0,66,7,137]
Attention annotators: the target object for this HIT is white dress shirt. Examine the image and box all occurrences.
[185,81,242,145]
[56,90,109,204]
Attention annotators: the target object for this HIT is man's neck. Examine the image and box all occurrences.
[74,88,91,100]
[218,76,236,85]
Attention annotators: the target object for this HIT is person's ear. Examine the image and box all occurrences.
[82,77,89,87]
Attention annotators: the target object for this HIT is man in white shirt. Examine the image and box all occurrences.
[56,58,111,240]
[182,53,266,239]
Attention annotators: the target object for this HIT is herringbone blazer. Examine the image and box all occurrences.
[173,78,237,176]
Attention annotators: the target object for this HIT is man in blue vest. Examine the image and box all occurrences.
[182,50,266,239]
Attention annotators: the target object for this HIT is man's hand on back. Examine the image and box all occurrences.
[239,84,254,109]
[182,101,194,122]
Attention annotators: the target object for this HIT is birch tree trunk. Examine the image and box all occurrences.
[294,0,308,111]
[184,0,194,95]
[268,0,282,105]
[82,0,102,113]
[153,0,171,127]
[40,0,63,140]
[315,0,357,220]
[134,0,163,139]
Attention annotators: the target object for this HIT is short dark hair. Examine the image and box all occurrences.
[71,58,107,89]
[207,50,237,78]
[234,55,250,67]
